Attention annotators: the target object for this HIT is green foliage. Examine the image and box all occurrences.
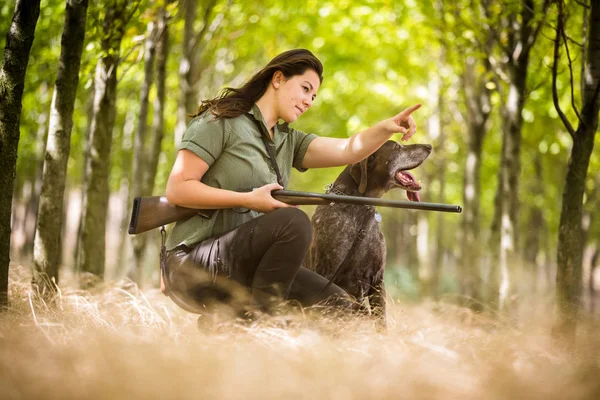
[4,0,598,272]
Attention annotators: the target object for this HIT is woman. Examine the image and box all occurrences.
[164,49,420,314]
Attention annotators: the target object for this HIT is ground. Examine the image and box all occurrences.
[1,264,599,400]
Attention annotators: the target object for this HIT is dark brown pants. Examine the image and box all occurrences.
[164,208,350,313]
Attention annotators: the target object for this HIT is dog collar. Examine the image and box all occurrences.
[324,183,378,216]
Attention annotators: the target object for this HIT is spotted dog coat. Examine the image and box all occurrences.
[305,141,432,326]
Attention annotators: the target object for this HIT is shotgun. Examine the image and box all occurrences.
[128,189,462,235]
[129,190,462,235]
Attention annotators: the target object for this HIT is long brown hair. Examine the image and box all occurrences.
[191,49,324,119]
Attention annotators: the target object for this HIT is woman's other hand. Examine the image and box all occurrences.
[382,103,421,141]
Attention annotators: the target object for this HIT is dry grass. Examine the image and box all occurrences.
[1,264,599,400]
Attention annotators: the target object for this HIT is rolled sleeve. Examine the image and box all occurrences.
[291,130,318,172]
[179,116,227,167]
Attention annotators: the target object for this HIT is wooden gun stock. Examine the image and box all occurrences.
[128,196,213,235]
[128,190,463,235]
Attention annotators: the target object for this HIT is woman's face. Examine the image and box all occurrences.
[274,69,320,123]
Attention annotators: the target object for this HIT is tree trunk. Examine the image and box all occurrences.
[430,0,449,302]
[146,5,169,196]
[144,5,170,288]
[590,243,599,314]
[553,0,600,342]
[128,19,158,285]
[555,130,597,340]
[115,108,135,277]
[175,0,198,146]
[419,76,444,299]
[32,0,89,294]
[175,0,218,146]
[0,0,41,307]
[490,71,526,311]
[115,178,130,277]
[79,2,126,280]
[20,83,48,260]
[73,79,95,271]
[432,175,446,301]
[430,80,447,301]
[459,54,490,311]
[416,207,430,297]
[489,0,544,310]
[581,172,597,313]
[406,212,420,279]
[523,153,547,293]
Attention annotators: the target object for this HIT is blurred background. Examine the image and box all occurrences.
[1,0,598,321]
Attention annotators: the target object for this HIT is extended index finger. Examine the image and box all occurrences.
[398,103,422,118]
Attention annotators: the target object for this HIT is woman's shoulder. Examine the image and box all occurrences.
[185,113,228,134]
[181,114,229,146]
[189,112,225,127]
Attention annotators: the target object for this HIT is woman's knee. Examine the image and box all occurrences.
[269,207,312,244]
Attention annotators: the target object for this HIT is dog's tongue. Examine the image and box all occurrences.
[396,170,422,202]
[407,191,421,202]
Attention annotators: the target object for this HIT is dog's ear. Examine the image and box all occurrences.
[350,158,369,195]
[358,159,368,194]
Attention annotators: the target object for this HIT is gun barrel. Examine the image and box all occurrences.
[273,190,462,213]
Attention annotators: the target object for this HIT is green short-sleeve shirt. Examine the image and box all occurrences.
[166,104,318,250]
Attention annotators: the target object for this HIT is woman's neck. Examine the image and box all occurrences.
[255,95,278,131]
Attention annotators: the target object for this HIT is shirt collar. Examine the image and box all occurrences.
[248,103,289,140]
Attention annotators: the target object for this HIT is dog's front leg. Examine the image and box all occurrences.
[368,278,387,332]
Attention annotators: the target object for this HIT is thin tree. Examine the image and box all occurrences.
[79,0,132,280]
[128,17,158,284]
[551,0,600,342]
[444,0,493,310]
[522,153,548,292]
[32,0,89,295]
[487,0,549,310]
[145,4,170,197]
[590,241,599,314]
[429,61,449,301]
[143,4,171,285]
[0,0,41,307]
[428,0,451,300]
[20,84,48,260]
[417,73,446,299]
[72,73,97,269]
[175,0,221,146]
[127,2,172,285]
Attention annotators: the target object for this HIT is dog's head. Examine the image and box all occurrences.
[349,140,432,201]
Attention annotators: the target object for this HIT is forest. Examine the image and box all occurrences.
[1,0,599,398]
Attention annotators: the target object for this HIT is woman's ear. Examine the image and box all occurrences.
[273,71,290,88]
[272,71,285,89]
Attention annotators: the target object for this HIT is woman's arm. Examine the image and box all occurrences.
[301,104,421,169]
[166,149,290,212]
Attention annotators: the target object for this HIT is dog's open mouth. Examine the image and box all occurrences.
[396,170,422,202]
